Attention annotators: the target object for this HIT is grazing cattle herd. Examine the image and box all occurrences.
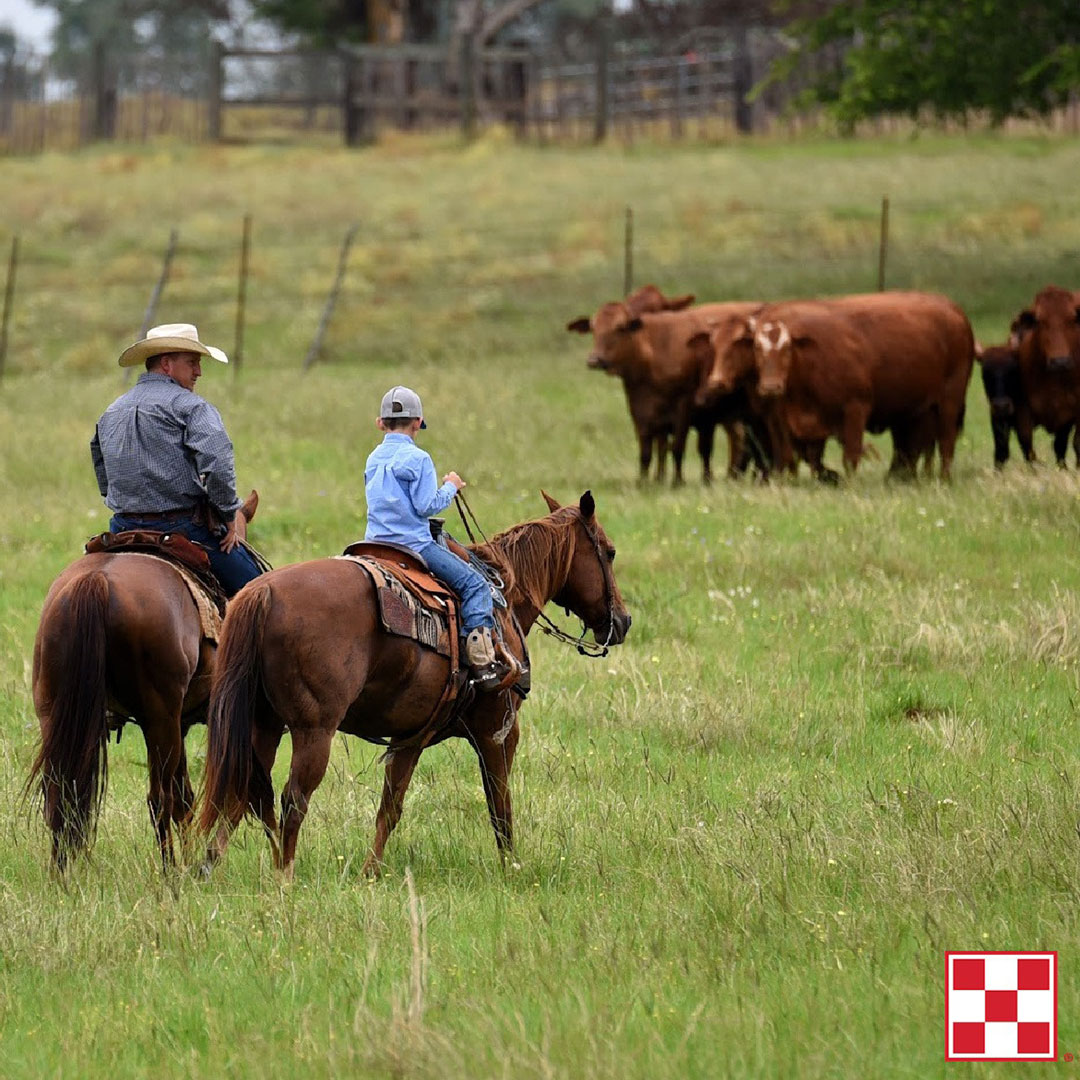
[568,283,1080,479]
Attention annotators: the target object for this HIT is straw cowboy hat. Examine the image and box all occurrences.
[118,323,229,368]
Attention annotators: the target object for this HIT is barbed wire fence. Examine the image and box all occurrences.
[1,195,1072,382]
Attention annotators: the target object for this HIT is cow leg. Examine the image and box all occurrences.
[655,433,669,483]
[722,421,747,480]
[886,422,919,481]
[1053,426,1070,467]
[841,406,871,475]
[362,744,423,877]
[637,431,653,483]
[697,422,716,484]
[991,417,1011,468]
[1074,425,1080,468]
[803,440,839,485]
[746,420,772,480]
[1016,406,1036,463]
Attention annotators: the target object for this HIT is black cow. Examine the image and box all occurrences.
[978,345,1032,467]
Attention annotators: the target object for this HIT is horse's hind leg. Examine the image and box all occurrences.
[252,721,284,868]
[361,744,423,878]
[171,743,196,861]
[203,719,284,872]
[144,718,183,870]
[279,729,334,880]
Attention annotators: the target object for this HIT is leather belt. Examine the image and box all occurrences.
[122,506,201,522]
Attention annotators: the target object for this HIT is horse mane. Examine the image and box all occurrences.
[475,509,579,613]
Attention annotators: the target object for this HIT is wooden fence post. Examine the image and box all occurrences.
[0,235,20,383]
[126,229,179,383]
[671,58,685,140]
[460,34,477,140]
[624,206,633,296]
[304,224,359,371]
[878,195,890,291]
[593,21,609,143]
[343,50,362,146]
[234,213,252,372]
[207,41,223,142]
[92,41,117,140]
[733,24,753,134]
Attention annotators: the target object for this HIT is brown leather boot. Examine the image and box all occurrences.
[464,627,510,692]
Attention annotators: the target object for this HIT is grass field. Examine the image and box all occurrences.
[2,133,1080,1078]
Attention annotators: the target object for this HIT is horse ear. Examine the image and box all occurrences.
[579,490,595,519]
[566,317,591,333]
[542,490,561,512]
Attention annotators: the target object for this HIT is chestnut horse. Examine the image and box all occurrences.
[27,492,258,872]
[199,491,631,878]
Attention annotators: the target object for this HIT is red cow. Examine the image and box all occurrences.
[1013,285,1080,467]
[567,295,759,484]
[706,292,974,479]
[689,311,799,481]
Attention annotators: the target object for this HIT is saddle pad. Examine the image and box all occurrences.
[113,553,223,643]
[335,554,454,658]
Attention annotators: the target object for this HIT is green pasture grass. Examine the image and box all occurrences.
[2,135,1080,1078]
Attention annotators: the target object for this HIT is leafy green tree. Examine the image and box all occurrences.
[768,0,1080,128]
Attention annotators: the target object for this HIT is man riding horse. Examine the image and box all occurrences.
[93,323,262,595]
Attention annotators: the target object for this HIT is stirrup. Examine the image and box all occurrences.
[469,660,510,693]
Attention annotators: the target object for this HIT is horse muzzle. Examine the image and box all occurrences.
[595,610,631,646]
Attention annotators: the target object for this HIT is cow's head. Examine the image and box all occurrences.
[694,317,758,405]
[752,318,799,397]
[566,302,643,375]
[978,345,1020,420]
[1017,285,1080,373]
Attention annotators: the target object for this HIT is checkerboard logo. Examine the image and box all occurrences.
[946,952,1057,1061]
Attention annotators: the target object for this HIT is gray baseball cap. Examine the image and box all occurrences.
[380,385,427,429]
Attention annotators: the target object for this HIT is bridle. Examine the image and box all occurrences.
[455,492,618,659]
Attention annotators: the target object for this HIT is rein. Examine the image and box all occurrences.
[457,493,616,660]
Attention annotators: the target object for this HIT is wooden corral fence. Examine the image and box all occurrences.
[4,35,1080,155]
[536,47,755,143]
[0,32,766,152]
[210,43,534,144]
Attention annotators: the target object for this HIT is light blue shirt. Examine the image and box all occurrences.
[364,432,457,549]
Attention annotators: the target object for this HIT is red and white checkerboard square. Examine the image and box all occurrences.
[946,952,1057,1061]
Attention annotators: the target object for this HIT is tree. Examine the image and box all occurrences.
[32,0,230,90]
[768,0,1080,128]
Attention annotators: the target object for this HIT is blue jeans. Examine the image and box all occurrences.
[416,540,494,633]
[110,513,263,597]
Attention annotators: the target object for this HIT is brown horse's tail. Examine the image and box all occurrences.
[27,571,110,865]
[199,583,272,835]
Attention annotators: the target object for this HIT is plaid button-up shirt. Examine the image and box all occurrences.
[91,372,243,517]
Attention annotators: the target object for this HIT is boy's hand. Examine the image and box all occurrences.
[444,471,465,491]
